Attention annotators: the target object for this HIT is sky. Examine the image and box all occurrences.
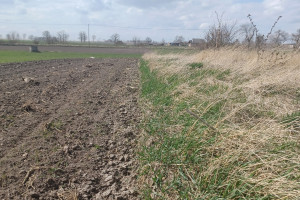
[0,0,299,42]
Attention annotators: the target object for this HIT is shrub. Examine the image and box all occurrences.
[189,62,204,69]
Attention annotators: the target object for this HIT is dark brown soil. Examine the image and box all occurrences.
[0,58,141,199]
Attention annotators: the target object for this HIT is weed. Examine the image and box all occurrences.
[94,144,101,150]
[281,111,300,131]
[189,62,204,69]
[42,120,63,138]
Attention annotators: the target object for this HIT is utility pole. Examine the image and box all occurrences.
[88,24,90,48]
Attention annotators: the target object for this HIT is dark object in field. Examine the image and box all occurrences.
[29,45,39,53]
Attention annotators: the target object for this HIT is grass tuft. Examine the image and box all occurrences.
[189,62,204,69]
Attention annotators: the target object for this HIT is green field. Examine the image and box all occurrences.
[0,50,141,63]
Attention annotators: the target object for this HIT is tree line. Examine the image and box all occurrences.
[205,13,300,49]
[1,14,300,48]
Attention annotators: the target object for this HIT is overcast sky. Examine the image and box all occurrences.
[0,0,299,42]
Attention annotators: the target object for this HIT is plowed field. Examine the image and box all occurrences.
[0,58,140,199]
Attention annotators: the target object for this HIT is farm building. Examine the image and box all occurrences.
[188,38,206,48]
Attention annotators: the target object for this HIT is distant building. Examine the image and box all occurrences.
[188,38,206,48]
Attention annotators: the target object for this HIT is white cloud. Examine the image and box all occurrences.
[0,0,299,42]
[263,0,284,15]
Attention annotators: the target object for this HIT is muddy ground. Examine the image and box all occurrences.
[0,58,140,199]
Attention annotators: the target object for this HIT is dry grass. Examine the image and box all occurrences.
[140,47,300,199]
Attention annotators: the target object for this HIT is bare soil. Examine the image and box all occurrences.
[0,58,141,199]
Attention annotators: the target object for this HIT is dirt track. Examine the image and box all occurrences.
[0,58,140,199]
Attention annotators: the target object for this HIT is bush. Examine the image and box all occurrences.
[189,62,204,69]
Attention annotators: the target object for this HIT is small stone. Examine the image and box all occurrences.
[119,156,125,162]
[107,161,115,166]
[124,155,129,162]
[104,175,113,182]
[63,145,69,154]
[109,154,116,159]
[95,192,102,200]
[127,86,138,93]
[102,189,112,197]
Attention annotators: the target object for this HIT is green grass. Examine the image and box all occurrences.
[0,50,141,63]
[189,62,204,69]
[137,58,285,199]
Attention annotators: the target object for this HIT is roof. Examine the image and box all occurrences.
[192,38,205,44]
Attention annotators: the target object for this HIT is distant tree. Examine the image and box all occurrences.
[161,38,165,45]
[291,29,300,48]
[32,37,40,44]
[57,31,69,43]
[43,31,52,44]
[111,33,120,44]
[145,37,152,44]
[239,23,255,48]
[23,33,27,40]
[6,31,20,43]
[79,31,87,43]
[28,35,34,41]
[205,12,238,48]
[9,32,19,41]
[92,35,96,42]
[269,29,289,46]
[6,34,11,41]
[174,35,185,43]
[132,36,140,46]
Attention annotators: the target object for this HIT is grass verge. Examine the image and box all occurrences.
[0,50,141,63]
[138,49,300,199]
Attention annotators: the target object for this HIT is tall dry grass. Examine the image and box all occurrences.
[142,47,300,198]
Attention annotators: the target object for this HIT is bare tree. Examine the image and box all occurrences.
[111,33,120,44]
[174,35,185,43]
[239,23,255,48]
[57,31,69,43]
[269,29,289,46]
[205,12,238,48]
[7,31,20,41]
[6,34,11,41]
[43,31,52,44]
[132,36,140,46]
[28,35,35,41]
[247,14,282,50]
[145,37,152,44]
[79,31,87,43]
[6,31,20,43]
[291,29,300,48]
